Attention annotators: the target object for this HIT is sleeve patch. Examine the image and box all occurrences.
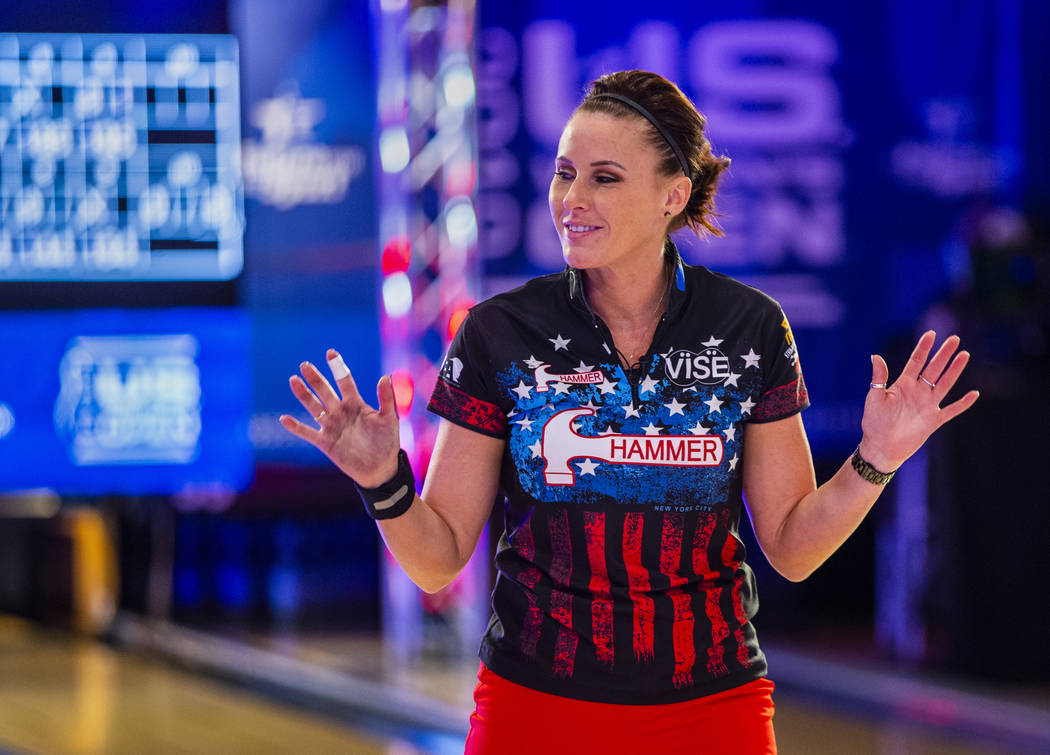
[752,376,809,422]
[427,378,507,436]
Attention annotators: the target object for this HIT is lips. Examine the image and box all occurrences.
[563,221,602,240]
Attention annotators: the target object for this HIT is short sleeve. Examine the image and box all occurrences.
[749,305,810,423]
[426,309,509,439]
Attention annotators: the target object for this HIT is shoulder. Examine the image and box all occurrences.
[467,270,568,322]
[682,264,783,318]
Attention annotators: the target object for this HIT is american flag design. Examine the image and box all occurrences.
[427,256,808,704]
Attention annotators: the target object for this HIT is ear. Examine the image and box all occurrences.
[663,175,692,217]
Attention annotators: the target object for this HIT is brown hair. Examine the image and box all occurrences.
[576,70,731,240]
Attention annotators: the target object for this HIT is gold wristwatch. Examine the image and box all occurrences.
[851,446,896,485]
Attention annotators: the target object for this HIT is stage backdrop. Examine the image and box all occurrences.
[230,0,381,464]
[475,0,1045,455]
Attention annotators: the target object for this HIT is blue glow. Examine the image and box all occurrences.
[0,308,252,494]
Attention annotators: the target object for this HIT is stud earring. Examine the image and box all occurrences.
[664,211,671,216]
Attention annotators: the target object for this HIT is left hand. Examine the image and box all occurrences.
[859,330,980,472]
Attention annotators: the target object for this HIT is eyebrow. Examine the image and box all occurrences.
[556,156,628,171]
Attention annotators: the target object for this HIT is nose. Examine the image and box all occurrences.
[561,175,588,210]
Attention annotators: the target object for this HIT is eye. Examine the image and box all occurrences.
[595,174,619,184]
[553,169,574,181]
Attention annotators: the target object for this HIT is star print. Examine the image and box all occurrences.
[576,458,599,476]
[689,421,709,435]
[702,335,724,347]
[598,425,617,436]
[524,355,544,369]
[514,417,534,431]
[663,397,686,416]
[639,374,660,395]
[553,382,573,396]
[602,342,612,354]
[529,440,543,458]
[512,381,532,400]
[741,348,761,369]
[582,399,600,410]
[704,395,723,414]
[660,345,676,358]
[729,453,739,471]
[724,424,736,442]
[739,397,755,416]
[642,421,663,435]
[684,386,697,393]
[506,408,518,418]
[724,372,741,388]
[550,334,571,351]
[574,360,595,373]
[597,377,619,395]
[622,402,640,418]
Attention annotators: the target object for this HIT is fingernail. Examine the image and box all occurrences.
[328,353,350,379]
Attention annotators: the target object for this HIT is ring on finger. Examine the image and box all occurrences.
[315,409,327,422]
[919,376,936,388]
[870,382,887,389]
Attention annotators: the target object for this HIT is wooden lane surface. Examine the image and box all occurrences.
[0,613,1024,755]
[0,615,438,755]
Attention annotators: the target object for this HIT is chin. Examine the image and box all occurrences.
[561,244,603,270]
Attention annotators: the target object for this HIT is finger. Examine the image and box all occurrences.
[920,334,961,386]
[938,390,980,425]
[376,374,398,420]
[289,375,327,419]
[326,348,360,402]
[933,350,970,401]
[871,354,889,387]
[278,413,323,445]
[899,330,937,382]
[300,360,341,408]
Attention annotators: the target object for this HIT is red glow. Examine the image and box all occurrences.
[447,301,473,340]
[445,161,476,196]
[381,238,411,275]
[391,370,414,415]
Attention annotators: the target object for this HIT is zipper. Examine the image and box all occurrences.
[590,311,669,405]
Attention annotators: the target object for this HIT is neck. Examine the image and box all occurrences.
[583,247,670,330]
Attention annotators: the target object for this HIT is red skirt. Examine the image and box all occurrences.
[465,661,776,754]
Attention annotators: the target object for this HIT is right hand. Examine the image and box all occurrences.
[279,348,400,488]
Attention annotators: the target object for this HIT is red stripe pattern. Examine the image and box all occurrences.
[752,376,809,421]
[660,513,697,688]
[513,517,543,659]
[427,378,508,436]
[548,508,577,678]
[583,511,614,669]
[623,512,655,663]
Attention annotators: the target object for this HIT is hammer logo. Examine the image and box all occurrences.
[533,364,604,392]
[540,408,724,485]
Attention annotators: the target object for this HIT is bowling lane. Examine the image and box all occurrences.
[0,615,458,755]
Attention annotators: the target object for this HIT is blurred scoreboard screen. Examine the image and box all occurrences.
[0,33,243,281]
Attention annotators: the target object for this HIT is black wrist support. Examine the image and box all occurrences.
[356,449,416,520]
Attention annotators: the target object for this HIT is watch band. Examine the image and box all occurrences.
[851,446,896,485]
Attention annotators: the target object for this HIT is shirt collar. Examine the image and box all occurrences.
[566,238,688,320]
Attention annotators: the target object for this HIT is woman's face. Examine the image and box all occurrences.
[549,110,685,273]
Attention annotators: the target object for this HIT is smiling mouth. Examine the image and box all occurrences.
[565,224,601,233]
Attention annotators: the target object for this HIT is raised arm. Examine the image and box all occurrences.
[280,349,503,594]
[742,331,979,582]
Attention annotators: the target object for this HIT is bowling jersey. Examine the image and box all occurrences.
[426,245,809,705]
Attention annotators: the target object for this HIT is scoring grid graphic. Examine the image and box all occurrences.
[0,34,243,280]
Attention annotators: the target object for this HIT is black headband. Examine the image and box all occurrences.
[590,92,691,179]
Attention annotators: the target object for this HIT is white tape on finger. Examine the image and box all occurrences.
[328,354,351,380]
